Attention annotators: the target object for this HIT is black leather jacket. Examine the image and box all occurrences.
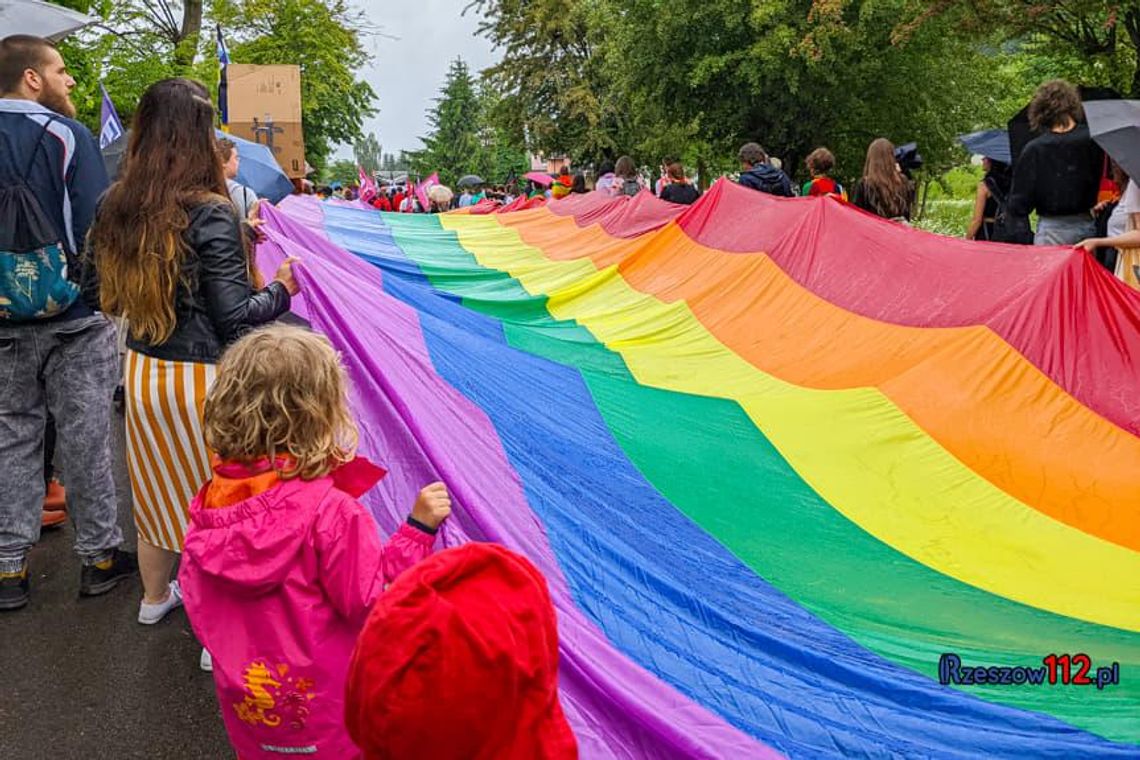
[84,200,290,363]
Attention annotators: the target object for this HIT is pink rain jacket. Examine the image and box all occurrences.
[178,466,435,759]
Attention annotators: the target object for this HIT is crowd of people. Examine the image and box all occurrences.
[2,30,1138,760]
[331,81,1137,289]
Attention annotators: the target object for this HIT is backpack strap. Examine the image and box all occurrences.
[983,175,1008,206]
[22,115,58,182]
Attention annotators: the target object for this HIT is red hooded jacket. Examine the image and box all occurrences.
[345,543,578,760]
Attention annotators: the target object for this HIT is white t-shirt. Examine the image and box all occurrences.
[595,173,617,196]
[226,179,258,219]
[1109,180,1140,237]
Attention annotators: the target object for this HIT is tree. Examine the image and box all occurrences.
[322,158,358,185]
[474,83,530,183]
[58,1,220,131]
[213,0,378,170]
[58,0,376,174]
[380,152,405,172]
[464,0,625,163]
[75,1,204,71]
[472,0,1028,190]
[354,131,382,174]
[901,1,1140,96]
[136,0,205,69]
[410,58,485,186]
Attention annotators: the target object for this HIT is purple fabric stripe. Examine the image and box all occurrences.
[257,200,778,759]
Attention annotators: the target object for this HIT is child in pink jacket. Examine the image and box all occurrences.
[178,324,451,759]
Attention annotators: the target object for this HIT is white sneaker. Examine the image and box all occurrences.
[137,580,183,625]
[200,648,213,672]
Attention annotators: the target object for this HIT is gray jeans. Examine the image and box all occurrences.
[0,315,123,571]
[1034,214,1096,246]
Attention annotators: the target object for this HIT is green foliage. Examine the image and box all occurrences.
[470,0,1038,185]
[903,1,1140,96]
[322,158,358,185]
[925,164,984,201]
[473,83,530,183]
[465,0,625,163]
[409,59,481,186]
[57,0,375,172]
[410,59,527,186]
[381,152,411,172]
[914,199,975,237]
[58,0,217,133]
[354,132,382,174]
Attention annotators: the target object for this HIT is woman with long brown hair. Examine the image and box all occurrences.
[613,155,644,197]
[852,138,915,222]
[87,78,298,627]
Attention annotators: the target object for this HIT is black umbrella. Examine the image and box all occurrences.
[102,131,129,180]
[1084,99,1140,182]
[457,174,484,188]
[893,142,923,177]
[1008,86,1119,165]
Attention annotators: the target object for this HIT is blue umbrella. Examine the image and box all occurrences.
[216,130,295,203]
[958,129,1012,165]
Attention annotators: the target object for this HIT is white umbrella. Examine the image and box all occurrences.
[428,185,454,204]
[0,0,94,41]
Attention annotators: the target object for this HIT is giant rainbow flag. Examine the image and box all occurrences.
[258,180,1139,758]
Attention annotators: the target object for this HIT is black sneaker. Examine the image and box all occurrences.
[79,549,138,597]
[0,565,30,611]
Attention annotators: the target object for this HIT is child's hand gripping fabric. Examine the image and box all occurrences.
[410,482,451,532]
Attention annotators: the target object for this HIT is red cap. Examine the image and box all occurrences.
[345,543,578,760]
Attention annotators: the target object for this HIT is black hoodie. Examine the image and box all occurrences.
[739,164,794,197]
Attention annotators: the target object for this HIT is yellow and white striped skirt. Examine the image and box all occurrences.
[1116,248,1140,291]
[123,350,216,552]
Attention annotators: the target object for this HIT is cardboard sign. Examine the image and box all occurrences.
[225,64,306,178]
[228,121,306,179]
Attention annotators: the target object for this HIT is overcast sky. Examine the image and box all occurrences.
[336,3,499,159]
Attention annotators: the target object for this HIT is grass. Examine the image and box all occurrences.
[914,199,974,238]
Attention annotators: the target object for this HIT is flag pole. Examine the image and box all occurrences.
[216,24,231,133]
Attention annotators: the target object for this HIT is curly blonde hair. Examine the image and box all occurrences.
[204,325,358,480]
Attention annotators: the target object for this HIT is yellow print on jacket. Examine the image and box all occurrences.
[234,661,316,731]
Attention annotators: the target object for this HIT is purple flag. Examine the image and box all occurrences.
[98,83,124,150]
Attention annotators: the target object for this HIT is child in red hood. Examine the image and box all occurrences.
[178,324,452,759]
[345,542,579,760]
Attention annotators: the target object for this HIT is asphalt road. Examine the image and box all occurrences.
[0,407,232,759]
